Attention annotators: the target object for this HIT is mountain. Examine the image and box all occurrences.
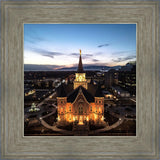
[57,65,122,71]
[24,64,59,71]
[24,64,122,71]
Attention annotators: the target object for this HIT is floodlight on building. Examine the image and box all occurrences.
[101,116,104,121]
[86,116,89,121]
[94,114,97,120]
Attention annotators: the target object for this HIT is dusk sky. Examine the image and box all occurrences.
[24,24,136,70]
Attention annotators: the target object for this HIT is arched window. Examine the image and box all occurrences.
[90,106,92,111]
[79,104,83,113]
[96,106,97,112]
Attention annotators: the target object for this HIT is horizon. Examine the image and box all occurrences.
[24,61,136,71]
[24,24,136,70]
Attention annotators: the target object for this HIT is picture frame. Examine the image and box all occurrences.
[1,0,159,159]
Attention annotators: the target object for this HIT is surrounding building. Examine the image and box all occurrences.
[118,63,136,95]
[56,50,104,125]
[105,69,118,88]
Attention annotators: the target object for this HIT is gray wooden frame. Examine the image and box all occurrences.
[1,1,159,159]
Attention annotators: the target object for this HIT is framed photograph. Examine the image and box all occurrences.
[1,0,159,159]
[24,24,136,137]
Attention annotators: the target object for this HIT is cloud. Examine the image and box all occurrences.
[70,53,100,63]
[30,48,64,58]
[84,54,93,57]
[43,54,54,59]
[70,53,79,56]
[70,53,92,56]
[112,55,136,62]
[98,44,109,48]
[92,59,99,62]
[94,52,104,55]
[70,53,93,59]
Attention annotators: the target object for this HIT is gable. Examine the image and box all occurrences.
[67,86,94,103]
[72,90,90,105]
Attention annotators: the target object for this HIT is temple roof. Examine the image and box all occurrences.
[67,86,94,103]
[77,50,84,73]
[56,83,67,97]
[56,82,103,101]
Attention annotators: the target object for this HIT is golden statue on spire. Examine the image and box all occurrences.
[79,49,81,55]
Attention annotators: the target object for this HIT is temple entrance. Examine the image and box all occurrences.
[78,115,83,125]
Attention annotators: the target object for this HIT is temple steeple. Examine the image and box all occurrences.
[77,49,84,73]
[74,50,88,89]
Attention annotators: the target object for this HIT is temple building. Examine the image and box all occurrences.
[56,50,104,125]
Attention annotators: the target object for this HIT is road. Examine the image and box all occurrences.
[37,92,56,108]
[91,116,125,134]
[130,97,136,103]
[40,118,72,135]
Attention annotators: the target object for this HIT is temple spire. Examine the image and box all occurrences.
[77,49,84,73]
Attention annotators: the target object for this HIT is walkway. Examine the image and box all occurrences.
[37,92,56,108]
[39,103,73,135]
[40,104,57,119]
[90,116,125,134]
[40,118,73,135]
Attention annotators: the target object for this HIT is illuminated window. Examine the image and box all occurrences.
[90,106,92,111]
[96,106,97,112]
